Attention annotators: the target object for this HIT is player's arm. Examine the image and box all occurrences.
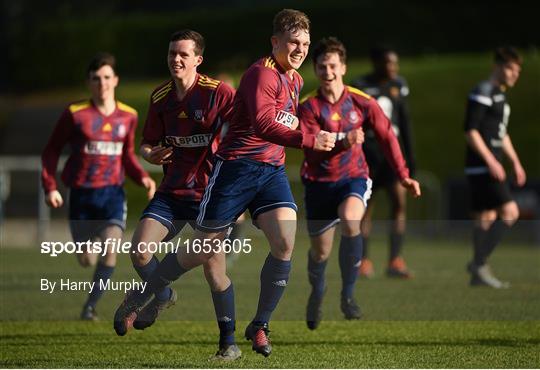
[367,99,420,197]
[246,68,335,151]
[501,134,526,186]
[140,96,173,165]
[213,82,236,141]
[122,114,156,199]
[397,84,416,176]
[41,109,73,208]
[299,103,360,160]
[464,97,505,181]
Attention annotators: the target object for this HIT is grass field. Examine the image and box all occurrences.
[1,230,539,368]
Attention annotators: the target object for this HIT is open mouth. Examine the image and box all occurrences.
[290,54,303,63]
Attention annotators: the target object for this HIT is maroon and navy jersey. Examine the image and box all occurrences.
[216,55,316,166]
[41,100,148,192]
[299,86,409,182]
[142,74,235,200]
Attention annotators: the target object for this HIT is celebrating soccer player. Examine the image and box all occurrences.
[299,37,421,330]
[112,30,240,359]
[351,47,416,279]
[113,9,336,358]
[41,52,156,321]
[464,46,526,288]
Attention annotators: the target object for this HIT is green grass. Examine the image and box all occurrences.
[1,234,539,367]
[1,321,538,368]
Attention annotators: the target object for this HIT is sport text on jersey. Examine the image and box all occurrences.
[165,134,213,148]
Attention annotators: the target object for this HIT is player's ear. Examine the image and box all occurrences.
[195,55,203,68]
[270,35,279,50]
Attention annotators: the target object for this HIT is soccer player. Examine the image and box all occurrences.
[114,9,336,358]
[299,37,421,330]
[464,46,525,288]
[351,47,416,279]
[112,30,239,360]
[41,52,156,321]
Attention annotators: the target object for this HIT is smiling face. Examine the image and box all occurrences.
[271,28,310,72]
[167,39,203,81]
[88,65,118,103]
[494,61,521,88]
[315,52,346,88]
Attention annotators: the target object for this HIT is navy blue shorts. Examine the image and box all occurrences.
[141,192,200,241]
[303,177,372,236]
[196,159,297,232]
[68,185,126,242]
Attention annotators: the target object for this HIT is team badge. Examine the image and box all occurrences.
[178,111,188,119]
[194,109,204,122]
[116,124,126,138]
[349,111,359,123]
[390,86,400,98]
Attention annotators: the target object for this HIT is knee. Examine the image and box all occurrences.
[392,205,406,220]
[477,211,497,230]
[130,249,151,267]
[341,221,361,237]
[269,235,295,260]
[203,264,228,291]
[500,203,519,226]
[310,248,330,263]
[101,252,116,267]
[77,254,96,268]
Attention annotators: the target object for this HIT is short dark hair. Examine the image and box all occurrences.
[87,52,116,76]
[312,37,347,64]
[273,9,310,35]
[494,46,522,65]
[170,29,205,56]
[369,46,396,63]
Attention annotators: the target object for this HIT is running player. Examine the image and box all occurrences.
[299,37,421,330]
[112,30,240,360]
[113,9,336,358]
[41,52,156,321]
[464,46,525,288]
[351,47,416,278]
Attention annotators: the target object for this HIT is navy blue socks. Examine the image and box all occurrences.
[253,253,291,324]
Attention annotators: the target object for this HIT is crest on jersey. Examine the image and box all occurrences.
[102,122,112,132]
[116,124,126,138]
[178,111,188,119]
[390,86,400,98]
[194,109,204,122]
[349,111,359,123]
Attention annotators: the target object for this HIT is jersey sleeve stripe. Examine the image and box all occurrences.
[69,100,91,113]
[469,94,493,106]
[198,81,220,89]
[153,81,173,96]
[346,86,371,100]
[299,90,317,104]
[152,87,172,103]
[117,101,137,115]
